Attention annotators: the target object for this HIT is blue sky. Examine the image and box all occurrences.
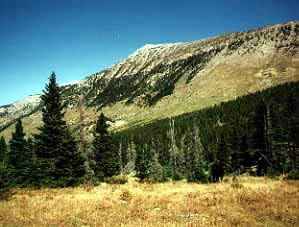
[0,0,298,105]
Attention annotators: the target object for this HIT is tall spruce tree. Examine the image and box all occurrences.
[92,112,119,180]
[35,72,86,187]
[7,119,32,186]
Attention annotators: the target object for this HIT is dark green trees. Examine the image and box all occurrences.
[54,129,87,186]
[135,145,151,181]
[0,136,8,197]
[7,120,34,186]
[116,81,299,181]
[0,136,7,164]
[35,72,86,187]
[284,85,299,179]
[184,129,208,183]
[135,143,164,182]
[92,112,119,180]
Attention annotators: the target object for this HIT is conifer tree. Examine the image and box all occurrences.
[169,119,181,180]
[55,129,87,186]
[7,119,30,186]
[147,150,164,182]
[0,136,8,197]
[35,72,86,187]
[92,112,119,180]
[284,85,299,178]
[251,101,269,175]
[123,141,136,174]
[24,137,40,186]
[0,136,7,166]
[185,129,208,183]
[0,170,9,200]
[135,144,151,181]
[78,95,94,180]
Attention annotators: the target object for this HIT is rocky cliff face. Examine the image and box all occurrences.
[1,21,299,139]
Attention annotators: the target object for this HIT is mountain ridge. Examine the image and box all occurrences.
[1,21,299,140]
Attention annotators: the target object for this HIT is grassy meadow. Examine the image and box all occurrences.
[0,176,298,226]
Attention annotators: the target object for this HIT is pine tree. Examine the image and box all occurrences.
[78,95,94,180]
[284,84,299,178]
[214,130,230,181]
[135,144,151,181]
[251,101,271,175]
[92,112,119,180]
[0,136,7,178]
[0,136,8,198]
[185,129,208,183]
[0,170,9,200]
[0,136,7,163]
[168,119,181,180]
[7,122,37,187]
[191,160,209,183]
[7,119,30,186]
[147,150,164,182]
[55,129,87,186]
[123,141,136,175]
[35,72,86,187]
[24,137,39,186]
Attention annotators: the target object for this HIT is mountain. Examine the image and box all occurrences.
[1,21,299,140]
[0,95,41,133]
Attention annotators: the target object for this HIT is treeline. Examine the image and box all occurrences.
[116,81,299,182]
[0,72,119,189]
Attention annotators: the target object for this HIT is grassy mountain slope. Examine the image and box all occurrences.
[1,21,299,140]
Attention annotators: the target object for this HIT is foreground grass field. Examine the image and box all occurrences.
[0,176,298,226]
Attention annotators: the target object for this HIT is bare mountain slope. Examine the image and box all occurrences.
[1,21,299,139]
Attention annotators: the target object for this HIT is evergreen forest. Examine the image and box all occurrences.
[115,81,299,182]
[0,73,299,190]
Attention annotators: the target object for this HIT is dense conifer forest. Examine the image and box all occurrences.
[0,75,299,190]
[115,81,299,182]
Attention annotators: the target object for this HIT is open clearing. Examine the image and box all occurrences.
[0,176,298,226]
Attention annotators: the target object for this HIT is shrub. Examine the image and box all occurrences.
[231,176,244,189]
[172,172,184,181]
[188,164,209,183]
[231,182,244,189]
[82,181,95,192]
[106,175,128,184]
[267,168,280,180]
[119,189,132,202]
[0,175,11,200]
[287,169,299,180]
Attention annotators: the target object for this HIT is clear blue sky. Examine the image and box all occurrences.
[0,0,298,105]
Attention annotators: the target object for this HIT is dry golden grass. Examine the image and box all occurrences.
[0,176,298,226]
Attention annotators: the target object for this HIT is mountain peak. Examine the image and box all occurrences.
[131,42,183,56]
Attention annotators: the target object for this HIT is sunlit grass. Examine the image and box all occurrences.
[0,176,298,226]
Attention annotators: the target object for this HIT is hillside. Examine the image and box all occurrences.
[1,21,299,139]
